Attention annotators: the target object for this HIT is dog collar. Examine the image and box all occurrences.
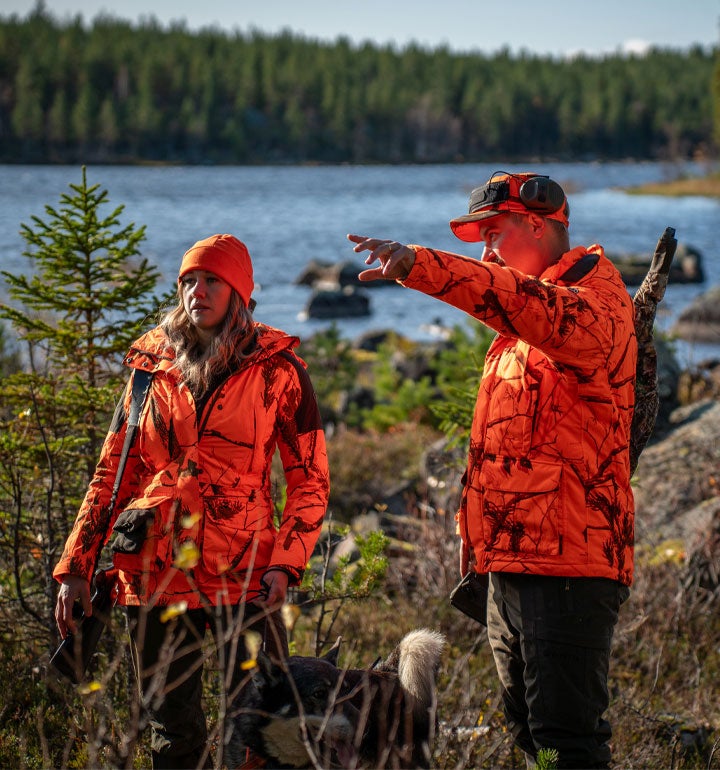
[239,749,266,769]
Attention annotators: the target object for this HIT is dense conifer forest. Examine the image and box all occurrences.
[0,5,717,164]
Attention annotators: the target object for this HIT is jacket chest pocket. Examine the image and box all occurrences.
[480,460,564,557]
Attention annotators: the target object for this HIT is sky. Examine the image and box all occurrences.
[2,0,719,57]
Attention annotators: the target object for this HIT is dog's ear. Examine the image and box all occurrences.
[321,636,342,666]
[252,649,284,691]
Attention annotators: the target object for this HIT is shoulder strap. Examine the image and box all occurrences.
[107,369,153,516]
[557,252,600,284]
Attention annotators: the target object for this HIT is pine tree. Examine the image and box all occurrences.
[0,166,159,647]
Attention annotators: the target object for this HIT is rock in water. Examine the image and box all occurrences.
[304,286,371,319]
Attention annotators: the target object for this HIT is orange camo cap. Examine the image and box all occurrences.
[178,234,254,306]
[450,172,570,242]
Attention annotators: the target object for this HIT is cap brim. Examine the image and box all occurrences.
[449,210,504,242]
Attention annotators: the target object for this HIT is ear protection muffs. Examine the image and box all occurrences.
[466,173,566,216]
[518,175,566,214]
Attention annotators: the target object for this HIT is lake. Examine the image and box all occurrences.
[1,161,719,368]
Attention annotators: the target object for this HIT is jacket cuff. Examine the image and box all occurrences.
[265,565,303,585]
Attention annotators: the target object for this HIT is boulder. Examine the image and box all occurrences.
[418,437,465,523]
[295,259,396,289]
[633,399,720,543]
[304,285,371,319]
[627,395,720,598]
[671,286,720,344]
[677,357,720,404]
[294,259,336,287]
[352,329,404,352]
[682,497,720,595]
[610,243,705,286]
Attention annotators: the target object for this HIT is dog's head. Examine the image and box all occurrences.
[234,629,445,769]
[237,641,361,768]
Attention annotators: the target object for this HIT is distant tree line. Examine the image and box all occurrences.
[0,4,717,164]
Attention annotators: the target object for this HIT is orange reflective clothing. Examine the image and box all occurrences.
[53,324,330,607]
[404,244,637,585]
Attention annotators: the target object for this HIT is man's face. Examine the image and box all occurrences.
[476,213,548,277]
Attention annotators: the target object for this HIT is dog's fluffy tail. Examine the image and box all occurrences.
[382,628,445,708]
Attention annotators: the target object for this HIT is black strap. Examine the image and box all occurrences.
[106,369,153,516]
[557,252,600,284]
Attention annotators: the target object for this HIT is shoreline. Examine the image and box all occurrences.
[625,170,720,197]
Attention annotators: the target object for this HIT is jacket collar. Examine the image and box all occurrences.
[541,244,605,283]
[123,323,300,374]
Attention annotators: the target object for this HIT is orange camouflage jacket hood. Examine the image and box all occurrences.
[404,244,637,584]
[54,323,329,607]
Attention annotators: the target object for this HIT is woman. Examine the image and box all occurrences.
[53,234,330,768]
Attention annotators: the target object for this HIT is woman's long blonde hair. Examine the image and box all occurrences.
[159,290,256,394]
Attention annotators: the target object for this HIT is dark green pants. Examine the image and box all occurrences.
[126,603,288,770]
[487,573,629,770]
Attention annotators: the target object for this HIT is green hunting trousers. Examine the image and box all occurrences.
[126,603,288,769]
[487,572,629,770]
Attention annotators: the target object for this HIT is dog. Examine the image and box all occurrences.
[229,628,446,769]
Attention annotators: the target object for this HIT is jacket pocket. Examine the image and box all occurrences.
[111,505,173,574]
[480,459,564,557]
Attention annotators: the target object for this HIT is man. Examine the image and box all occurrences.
[348,171,637,770]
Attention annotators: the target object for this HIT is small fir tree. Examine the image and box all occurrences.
[0,166,159,649]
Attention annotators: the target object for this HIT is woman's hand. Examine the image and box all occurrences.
[55,575,92,638]
[261,569,290,608]
[347,234,416,282]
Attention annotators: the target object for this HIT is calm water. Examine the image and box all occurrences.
[1,161,719,367]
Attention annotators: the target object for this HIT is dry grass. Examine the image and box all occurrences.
[325,423,443,520]
[4,420,718,769]
[315,517,720,770]
[625,172,720,198]
[4,514,718,769]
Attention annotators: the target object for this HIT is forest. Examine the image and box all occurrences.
[0,5,718,165]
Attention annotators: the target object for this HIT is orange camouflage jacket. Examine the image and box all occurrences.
[53,324,330,607]
[404,244,637,585]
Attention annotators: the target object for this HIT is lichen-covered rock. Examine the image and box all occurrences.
[633,399,720,543]
[671,286,720,344]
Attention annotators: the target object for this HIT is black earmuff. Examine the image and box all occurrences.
[518,176,566,214]
[465,173,568,218]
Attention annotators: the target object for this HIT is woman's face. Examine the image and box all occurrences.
[180,270,233,338]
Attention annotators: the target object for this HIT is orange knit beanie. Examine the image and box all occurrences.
[178,234,254,306]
